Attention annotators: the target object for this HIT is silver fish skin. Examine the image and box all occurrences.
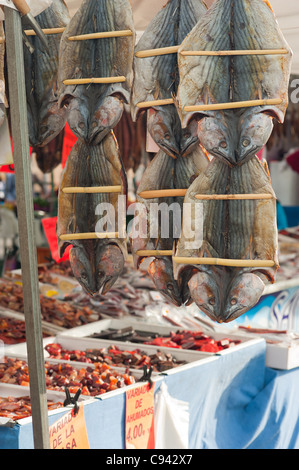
[131,0,207,157]
[24,0,70,147]
[175,156,278,322]
[58,0,135,144]
[177,0,292,165]
[57,132,127,296]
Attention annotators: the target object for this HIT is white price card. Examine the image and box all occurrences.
[0,0,53,20]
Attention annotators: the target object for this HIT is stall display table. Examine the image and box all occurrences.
[1,334,298,449]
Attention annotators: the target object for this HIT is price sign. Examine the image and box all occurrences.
[125,382,155,449]
[49,404,90,449]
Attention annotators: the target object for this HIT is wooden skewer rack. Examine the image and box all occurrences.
[68,30,133,41]
[180,48,289,57]
[63,76,126,85]
[173,257,276,268]
[24,27,66,36]
[1,27,135,43]
[195,193,274,201]
[137,98,174,109]
[138,189,187,199]
[59,232,121,241]
[184,98,282,113]
[62,186,122,194]
[136,249,174,257]
[135,46,288,59]
[135,45,180,58]
[137,97,282,112]
[138,190,274,200]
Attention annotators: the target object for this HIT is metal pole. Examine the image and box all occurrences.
[4,6,50,449]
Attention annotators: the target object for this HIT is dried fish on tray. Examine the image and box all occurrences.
[0,357,137,397]
[0,395,64,421]
[63,266,156,319]
[57,132,128,297]
[45,342,187,373]
[58,0,135,144]
[0,280,97,329]
[24,0,70,148]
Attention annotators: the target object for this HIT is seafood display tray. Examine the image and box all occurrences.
[56,318,262,359]
[6,334,219,377]
[0,307,61,342]
[0,383,94,427]
[4,351,154,388]
[8,269,79,300]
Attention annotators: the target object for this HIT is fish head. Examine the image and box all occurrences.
[188,270,221,322]
[180,119,199,157]
[69,245,97,296]
[38,102,68,147]
[89,95,124,145]
[65,96,90,142]
[148,258,182,306]
[147,107,180,159]
[95,243,125,295]
[237,110,274,164]
[197,111,238,166]
[222,272,265,322]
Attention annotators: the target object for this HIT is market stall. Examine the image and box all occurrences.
[0,0,299,451]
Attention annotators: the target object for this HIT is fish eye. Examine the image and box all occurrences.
[220,140,227,149]
[167,283,174,292]
[78,121,85,129]
[231,297,237,305]
[184,132,191,139]
[165,133,170,140]
[242,138,250,147]
[81,272,88,280]
[208,297,215,306]
[92,121,97,128]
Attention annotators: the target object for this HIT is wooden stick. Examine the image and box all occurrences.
[62,185,122,194]
[24,27,66,36]
[173,257,275,268]
[135,45,180,58]
[139,189,187,199]
[136,250,174,257]
[63,77,126,86]
[59,232,120,241]
[68,30,133,41]
[195,193,274,200]
[184,98,282,113]
[180,48,289,56]
[137,98,174,109]
[137,190,274,200]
